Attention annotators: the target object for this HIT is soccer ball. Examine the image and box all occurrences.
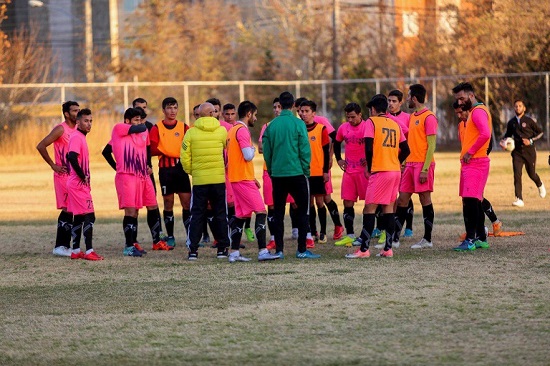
[500,137,515,152]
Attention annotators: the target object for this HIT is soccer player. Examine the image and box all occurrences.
[333,102,368,246]
[102,107,168,255]
[36,101,80,257]
[181,103,230,260]
[392,84,438,249]
[346,96,409,258]
[502,99,545,207]
[387,89,414,239]
[226,101,280,262]
[149,97,190,249]
[452,82,492,251]
[299,100,331,247]
[66,108,103,260]
[453,99,503,239]
[263,91,319,259]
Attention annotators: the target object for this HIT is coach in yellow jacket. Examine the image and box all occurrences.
[181,102,229,260]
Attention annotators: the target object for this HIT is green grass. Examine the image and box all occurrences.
[0,151,549,365]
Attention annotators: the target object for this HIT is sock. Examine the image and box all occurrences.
[309,205,317,235]
[422,204,434,242]
[394,206,407,242]
[343,207,355,235]
[123,215,135,247]
[318,206,327,235]
[475,200,486,241]
[163,210,174,237]
[72,215,84,250]
[267,208,275,236]
[325,200,342,226]
[255,213,267,249]
[481,198,498,223]
[147,208,162,244]
[230,217,245,250]
[82,213,95,252]
[133,217,139,243]
[384,213,395,251]
[463,198,478,240]
[244,217,251,229]
[182,208,191,236]
[377,212,387,233]
[56,211,73,248]
[406,199,414,230]
[360,213,375,251]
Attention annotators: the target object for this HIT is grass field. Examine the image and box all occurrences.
[1,151,549,365]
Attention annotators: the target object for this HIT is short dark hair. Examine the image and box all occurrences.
[206,98,221,107]
[388,89,404,102]
[344,102,361,114]
[77,108,92,119]
[299,99,317,112]
[452,100,461,110]
[273,97,280,104]
[409,84,427,103]
[238,101,257,119]
[452,82,474,94]
[367,97,388,113]
[134,106,147,119]
[62,101,79,115]
[279,91,294,109]
[514,99,524,105]
[193,104,200,111]
[132,97,147,107]
[223,103,236,111]
[162,97,178,109]
[124,107,142,121]
[294,97,307,108]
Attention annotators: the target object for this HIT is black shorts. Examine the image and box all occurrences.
[308,176,326,196]
[158,163,191,196]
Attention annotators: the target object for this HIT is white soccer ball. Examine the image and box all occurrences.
[500,137,515,152]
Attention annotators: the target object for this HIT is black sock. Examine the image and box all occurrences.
[377,212,387,233]
[56,211,73,248]
[267,208,275,236]
[406,199,414,230]
[325,199,342,226]
[463,198,478,240]
[360,213,375,251]
[147,208,162,244]
[384,213,395,251]
[422,204,434,242]
[182,208,191,236]
[394,206,407,242]
[343,207,355,235]
[133,217,139,243]
[123,215,135,247]
[318,206,327,235]
[244,217,251,229]
[163,210,174,237]
[255,213,267,249]
[230,217,245,250]
[72,215,84,250]
[82,213,95,252]
[481,198,498,223]
[309,205,317,235]
[475,200,486,241]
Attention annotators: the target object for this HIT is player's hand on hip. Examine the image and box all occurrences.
[52,164,67,174]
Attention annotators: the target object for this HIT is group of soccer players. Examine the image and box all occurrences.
[38,80,497,261]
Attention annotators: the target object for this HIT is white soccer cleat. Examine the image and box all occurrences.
[410,238,433,249]
[512,198,524,207]
[538,184,546,198]
[52,246,72,257]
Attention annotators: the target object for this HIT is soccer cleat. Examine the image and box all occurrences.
[377,248,393,257]
[459,232,467,241]
[53,246,72,257]
[211,240,218,249]
[244,227,255,242]
[352,238,363,247]
[274,251,285,259]
[84,251,104,261]
[216,248,228,259]
[188,251,198,261]
[404,228,414,237]
[374,243,384,249]
[266,239,276,250]
[318,233,327,244]
[229,253,252,263]
[392,240,400,249]
[333,225,344,240]
[345,249,370,258]
[512,198,524,207]
[539,183,546,198]
[411,238,433,249]
[306,238,315,248]
[201,233,210,244]
[123,246,143,257]
[240,244,246,249]
[296,250,321,259]
[371,228,381,238]
[334,235,355,247]
[453,239,476,252]
[70,251,85,259]
[165,236,176,249]
[291,228,299,239]
[474,239,489,249]
[377,230,386,244]
[258,250,280,261]
[133,243,147,255]
[492,220,503,236]
[152,241,171,251]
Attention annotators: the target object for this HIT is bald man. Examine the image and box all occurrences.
[181,103,230,260]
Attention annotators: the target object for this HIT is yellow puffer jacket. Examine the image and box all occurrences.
[180,116,227,185]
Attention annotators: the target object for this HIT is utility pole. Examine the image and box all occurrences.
[109,0,120,80]
[84,0,94,82]
[332,0,342,119]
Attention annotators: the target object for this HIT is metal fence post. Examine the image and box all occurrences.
[123,83,128,109]
[432,78,437,115]
[321,82,327,117]
[61,85,65,104]
[184,83,190,126]
[239,82,245,103]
